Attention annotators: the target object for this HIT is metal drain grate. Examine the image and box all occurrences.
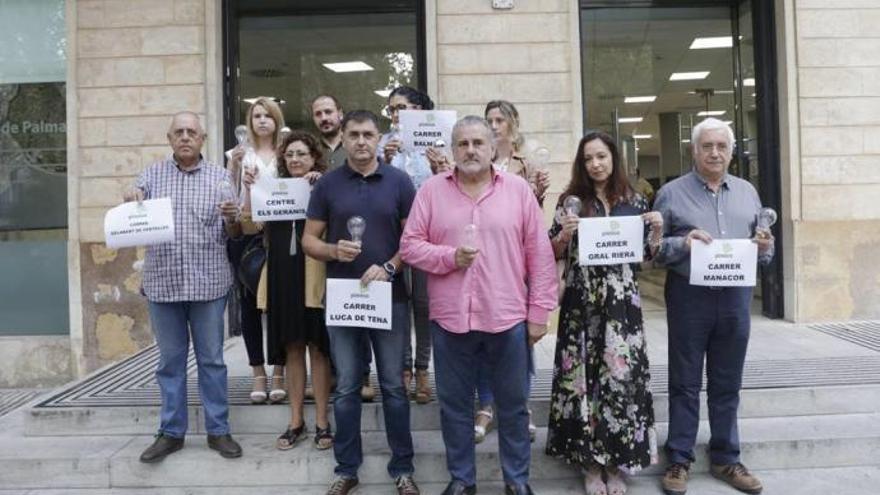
[0,389,43,417]
[35,343,880,409]
[810,321,880,352]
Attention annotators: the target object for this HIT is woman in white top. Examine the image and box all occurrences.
[227,96,285,404]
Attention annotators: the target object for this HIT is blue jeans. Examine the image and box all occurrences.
[328,301,413,479]
[147,295,230,438]
[432,321,531,487]
[476,348,534,408]
[664,272,752,465]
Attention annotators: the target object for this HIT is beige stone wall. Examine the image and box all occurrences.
[69,0,214,374]
[432,0,583,211]
[784,0,880,320]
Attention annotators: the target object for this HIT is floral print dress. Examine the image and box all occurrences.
[545,194,658,473]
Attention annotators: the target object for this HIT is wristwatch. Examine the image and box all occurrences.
[382,261,398,280]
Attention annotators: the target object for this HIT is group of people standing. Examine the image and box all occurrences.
[124,84,774,495]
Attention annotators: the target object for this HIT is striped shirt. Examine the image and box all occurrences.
[136,155,233,302]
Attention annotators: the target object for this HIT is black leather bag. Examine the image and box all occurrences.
[236,234,265,296]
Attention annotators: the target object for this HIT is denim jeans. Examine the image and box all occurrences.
[476,347,534,408]
[327,301,414,479]
[432,321,531,487]
[664,272,752,465]
[147,295,230,438]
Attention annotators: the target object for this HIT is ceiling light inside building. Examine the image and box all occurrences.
[618,117,644,123]
[633,134,653,139]
[374,89,392,97]
[697,110,727,117]
[322,61,374,73]
[670,71,711,81]
[690,36,733,49]
[624,96,657,103]
[243,97,286,105]
[743,78,756,86]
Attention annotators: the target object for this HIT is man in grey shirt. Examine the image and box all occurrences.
[653,118,774,495]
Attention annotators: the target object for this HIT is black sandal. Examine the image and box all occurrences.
[276,424,306,450]
[314,425,334,450]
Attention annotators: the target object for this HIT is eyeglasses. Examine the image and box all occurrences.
[172,128,201,138]
[284,151,311,159]
[387,103,417,114]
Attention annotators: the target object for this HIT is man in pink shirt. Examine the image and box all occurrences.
[400,116,558,495]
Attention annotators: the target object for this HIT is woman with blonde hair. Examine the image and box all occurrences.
[227,96,286,404]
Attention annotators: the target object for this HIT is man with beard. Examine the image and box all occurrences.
[311,94,347,170]
[400,116,557,495]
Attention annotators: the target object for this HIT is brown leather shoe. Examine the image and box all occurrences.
[661,462,689,495]
[710,462,763,494]
[396,474,420,495]
[326,475,359,495]
[414,369,431,404]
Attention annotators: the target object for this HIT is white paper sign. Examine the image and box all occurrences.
[325,279,393,330]
[398,110,457,154]
[104,198,175,249]
[250,176,311,221]
[577,216,645,265]
[689,239,758,287]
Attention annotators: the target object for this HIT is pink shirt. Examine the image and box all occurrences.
[400,169,558,333]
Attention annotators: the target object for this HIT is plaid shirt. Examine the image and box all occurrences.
[136,155,233,302]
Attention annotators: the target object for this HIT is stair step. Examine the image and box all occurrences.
[3,413,880,489]
[26,383,880,436]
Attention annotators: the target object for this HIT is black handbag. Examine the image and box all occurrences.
[237,234,265,296]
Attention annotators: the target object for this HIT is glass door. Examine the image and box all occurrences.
[579,0,783,317]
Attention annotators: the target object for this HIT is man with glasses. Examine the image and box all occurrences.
[124,112,243,463]
[654,118,774,495]
[303,110,419,495]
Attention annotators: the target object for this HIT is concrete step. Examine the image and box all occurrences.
[26,383,880,436]
[3,413,880,490]
[3,466,880,494]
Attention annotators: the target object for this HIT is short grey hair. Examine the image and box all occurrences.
[451,115,494,145]
[691,117,735,148]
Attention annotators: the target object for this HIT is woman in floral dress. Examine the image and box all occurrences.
[546,131,663,495]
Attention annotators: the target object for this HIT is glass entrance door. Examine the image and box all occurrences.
[579,1,783,317]
[224,0,424,141]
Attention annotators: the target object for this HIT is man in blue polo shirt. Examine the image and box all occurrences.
[302,110,418,495]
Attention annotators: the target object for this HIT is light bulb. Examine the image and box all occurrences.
[563,195,582,217]
[347,216,366,243]
[532,147,551,169]
[462,223,478,249]
[234,125,248,146]
[757,207,777,230]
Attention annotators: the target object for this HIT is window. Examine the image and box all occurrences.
[0,0,69,335]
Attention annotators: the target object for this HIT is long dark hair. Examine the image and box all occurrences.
[559,131,632,216]
[275,130,328,178]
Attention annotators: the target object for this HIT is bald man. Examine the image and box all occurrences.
[124,112,243,463]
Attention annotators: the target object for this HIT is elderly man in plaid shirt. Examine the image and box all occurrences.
[124,112,243,463]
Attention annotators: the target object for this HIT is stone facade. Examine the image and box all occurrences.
[784,0,880,320]
[69,0,213,376]
[5,0,877,386]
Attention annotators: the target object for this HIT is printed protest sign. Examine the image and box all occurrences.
[104,198,175,249]
[577,215,644,266]
[325,279,393,330]
[690,239,758,287]
[398,110,457,154]
[250,176,310,221]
